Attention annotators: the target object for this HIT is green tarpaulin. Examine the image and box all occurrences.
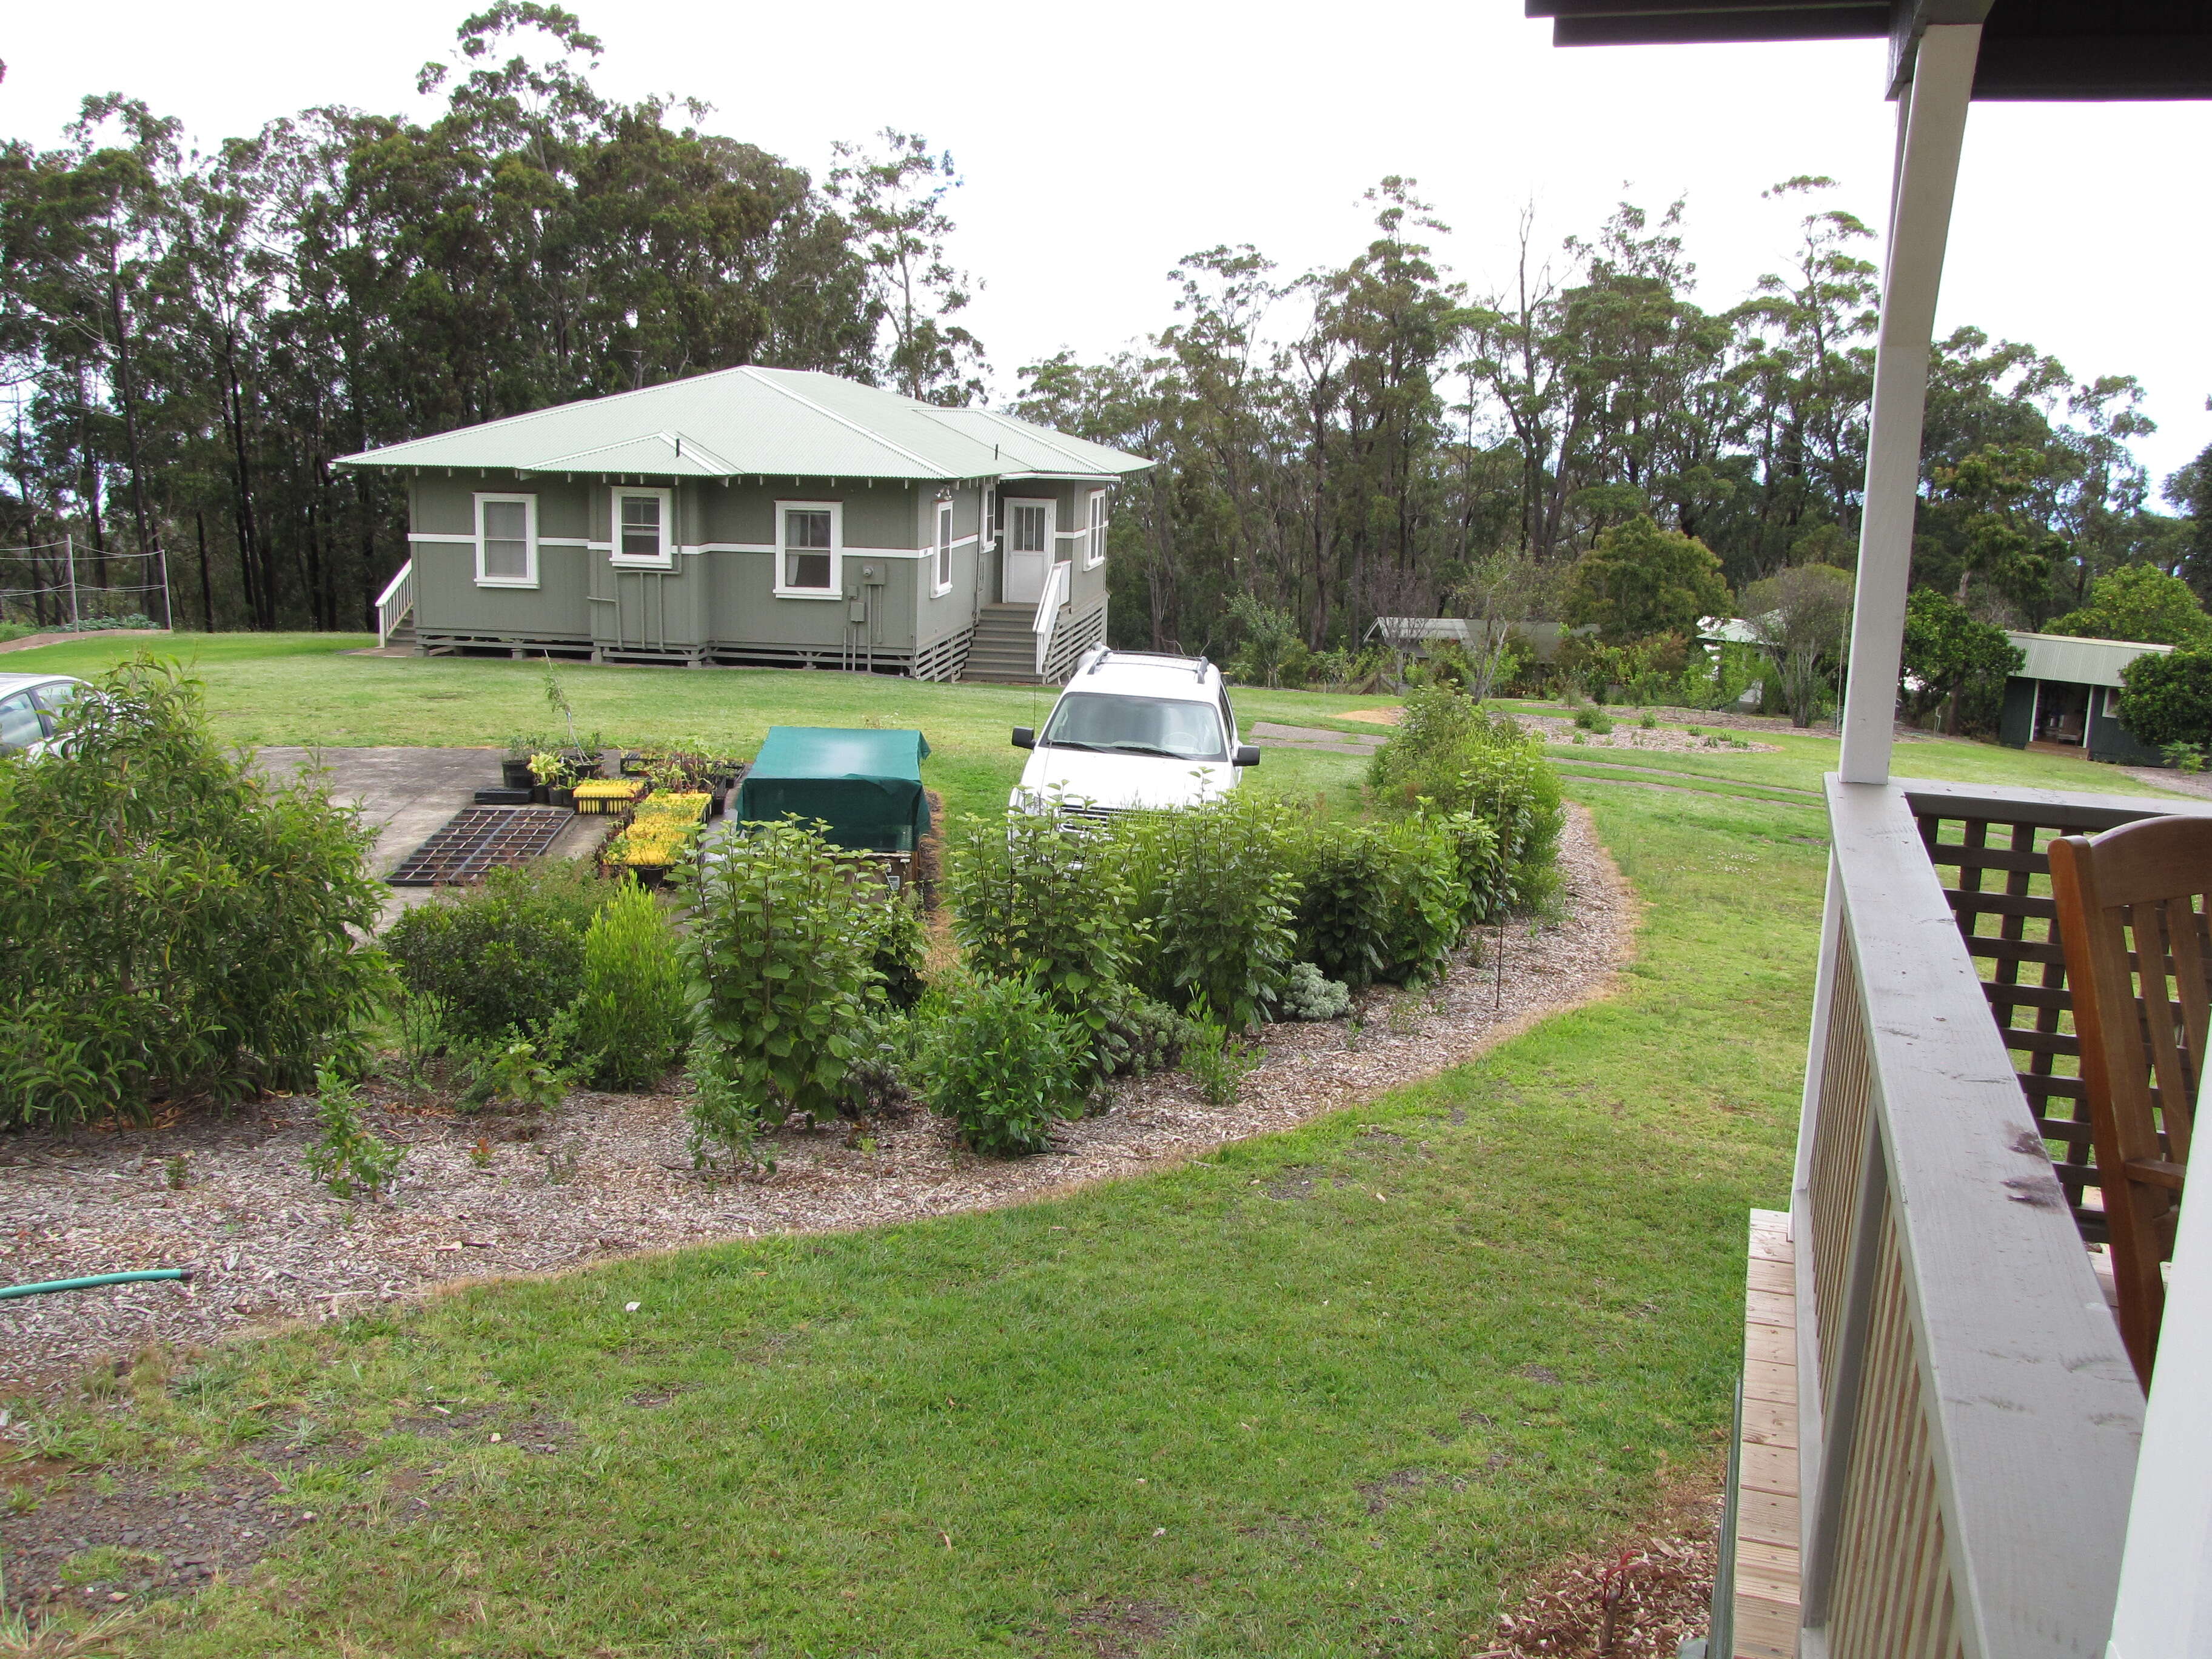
[734,726,932,852]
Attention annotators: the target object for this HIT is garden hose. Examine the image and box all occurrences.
[0,1268,193,1301]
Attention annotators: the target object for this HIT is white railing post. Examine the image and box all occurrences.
[375,558,414,649]
[1032,560,1067,679]
[1837,24,1981,786]
[2105,1064,2212,1658]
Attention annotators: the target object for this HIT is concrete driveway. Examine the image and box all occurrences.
[253,748,606,925]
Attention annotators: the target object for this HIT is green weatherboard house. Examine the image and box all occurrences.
[338,367,1151,683]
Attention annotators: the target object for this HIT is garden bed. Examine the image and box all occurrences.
[0,806,1630,1400]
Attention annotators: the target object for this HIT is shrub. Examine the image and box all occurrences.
[1367,686,1558,920]
[383,860,606,1044]
[304,1067,404,1199]
[1274,961,1351,1022]
[0,658,383,1125]
[1116,791,1301,1031]
[574,880,690,1090]
[947,799,1136,1040]
[1092,984,1194,1079]
[461,1033,572,1111]
[1182,1017,1260,1107]
[2118,648,2212,751]
[685,819,877,1145]
[1292,813,1464,988]
[908,975,1088,1155]
[1458,735,1564,917]
[859,887,930,1010]
[1574,707,1614,734]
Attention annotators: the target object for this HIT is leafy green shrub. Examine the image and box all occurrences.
[1182,1017,1260,1107]
[1292,814,1466,988]
[0,657,383,1125]
[860,889,930,1010]
[304,1067,404,1199]
[2162,740,2208,774]
[384,861,606,1045]
[2119,649,2212,751]
[1458,735,1564,917]
[948,799,1136,1040]
[1275,961,1351,1022]
[1092,984,1194,1079]
[1573,707,1614,734]
[908,975,1088,1155]
[461,1033,572,1111]
[574,879,689,1090]
[685,819,877,1151]
[1116,791,1301,1030]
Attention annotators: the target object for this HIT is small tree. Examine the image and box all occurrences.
[1561,515,1732,644]
[1452,549,1552,700]
[2116,649,2212,751]
[1227,594,1300,688]
[1899,588,2024,733]
[1740,564,1855,728]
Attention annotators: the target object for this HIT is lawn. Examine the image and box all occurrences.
[2,635,2177,1655]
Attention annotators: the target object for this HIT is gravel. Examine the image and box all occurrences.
[1,806,1632,1401]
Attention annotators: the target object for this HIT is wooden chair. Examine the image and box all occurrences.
[2049,816,2212,1387]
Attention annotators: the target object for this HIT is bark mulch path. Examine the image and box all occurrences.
[1,807,1632,1404]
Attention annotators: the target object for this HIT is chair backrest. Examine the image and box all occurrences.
[2049,814,2212,1387]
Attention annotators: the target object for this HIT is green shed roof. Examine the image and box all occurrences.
[334,367,1150,484]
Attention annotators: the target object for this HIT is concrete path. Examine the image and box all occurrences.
[253,746,607,926]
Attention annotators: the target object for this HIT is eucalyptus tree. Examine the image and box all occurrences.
[828,129,984,404]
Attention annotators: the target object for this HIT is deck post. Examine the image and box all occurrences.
[2105,1067,2212,1657]
[1835,23,1981,786]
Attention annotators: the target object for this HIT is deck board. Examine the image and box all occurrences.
[1736,1209,1800,1658]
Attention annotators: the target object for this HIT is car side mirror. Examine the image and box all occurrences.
[1235,744,1260,768]
[1012,726,1035,749]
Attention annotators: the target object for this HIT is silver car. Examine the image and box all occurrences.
[0,672,88,757]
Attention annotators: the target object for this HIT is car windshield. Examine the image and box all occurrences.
[1041,692,1227,762]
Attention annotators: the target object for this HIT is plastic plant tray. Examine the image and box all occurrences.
[388,806,573,886]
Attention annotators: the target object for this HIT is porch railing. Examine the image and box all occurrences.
[375,559,414,649]
[1032,558,1069,678]
[1786,776,2163,1658]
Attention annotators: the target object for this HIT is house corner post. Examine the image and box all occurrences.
[1837,23,1981,786]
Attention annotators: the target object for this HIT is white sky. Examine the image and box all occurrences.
[5,1,2207,497]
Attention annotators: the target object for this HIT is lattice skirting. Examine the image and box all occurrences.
[1041,601,1108,683]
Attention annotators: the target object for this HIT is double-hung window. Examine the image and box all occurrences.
[610,486,674,569]
[777,501,840,597]
[1084,489,1108,569]
[934,501,954,595]
[474,493,538,588]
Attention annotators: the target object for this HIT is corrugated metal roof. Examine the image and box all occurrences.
[334,367,1152,483]
[2007,630,2174,689]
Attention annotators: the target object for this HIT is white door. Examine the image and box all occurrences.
[1004,499,1053,605]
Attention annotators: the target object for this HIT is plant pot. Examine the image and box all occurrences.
[549,786,575,810]
[561,748,602,780]
[619,751,647,776]
[531,784,549,805]
[501,758,535,789]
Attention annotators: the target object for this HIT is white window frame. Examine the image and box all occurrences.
[609,485,675,570]
[933,501,955,597]
[473,492,538,588]
[1084,489,1108,570]
[774,500,844,599]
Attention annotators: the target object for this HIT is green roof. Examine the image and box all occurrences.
[335,367,1149,483]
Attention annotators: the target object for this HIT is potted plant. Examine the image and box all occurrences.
[528,750,577,808]
[501,736,540,791]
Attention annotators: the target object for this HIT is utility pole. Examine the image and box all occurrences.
[158,541,174,630]
[65,533,79,629]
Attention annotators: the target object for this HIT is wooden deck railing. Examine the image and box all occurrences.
[1777,777,2168,1658]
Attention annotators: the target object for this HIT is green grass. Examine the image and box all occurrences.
[5,634,1387,823]
[16,773,1822,1658]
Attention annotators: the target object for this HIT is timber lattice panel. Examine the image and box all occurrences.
[1914,809,2105,1241]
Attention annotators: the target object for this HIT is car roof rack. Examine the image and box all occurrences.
[1193,655,1211,682]
[1085,647,1111,675]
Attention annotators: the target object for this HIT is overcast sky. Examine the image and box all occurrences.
[6,1,2207,495]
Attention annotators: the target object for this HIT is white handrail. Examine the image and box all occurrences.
[1031,560,1068,677]
[376,559,415,648]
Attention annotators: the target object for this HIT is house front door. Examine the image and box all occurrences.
[1003,499,1054,605]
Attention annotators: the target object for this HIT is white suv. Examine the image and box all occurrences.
[1010,648,1258,816]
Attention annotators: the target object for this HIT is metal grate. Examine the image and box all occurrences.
[388,807,572,886]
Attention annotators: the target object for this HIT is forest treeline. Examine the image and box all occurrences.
[4,2,2208,652]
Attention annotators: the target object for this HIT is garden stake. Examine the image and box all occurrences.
[1495,922,1505,1010]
